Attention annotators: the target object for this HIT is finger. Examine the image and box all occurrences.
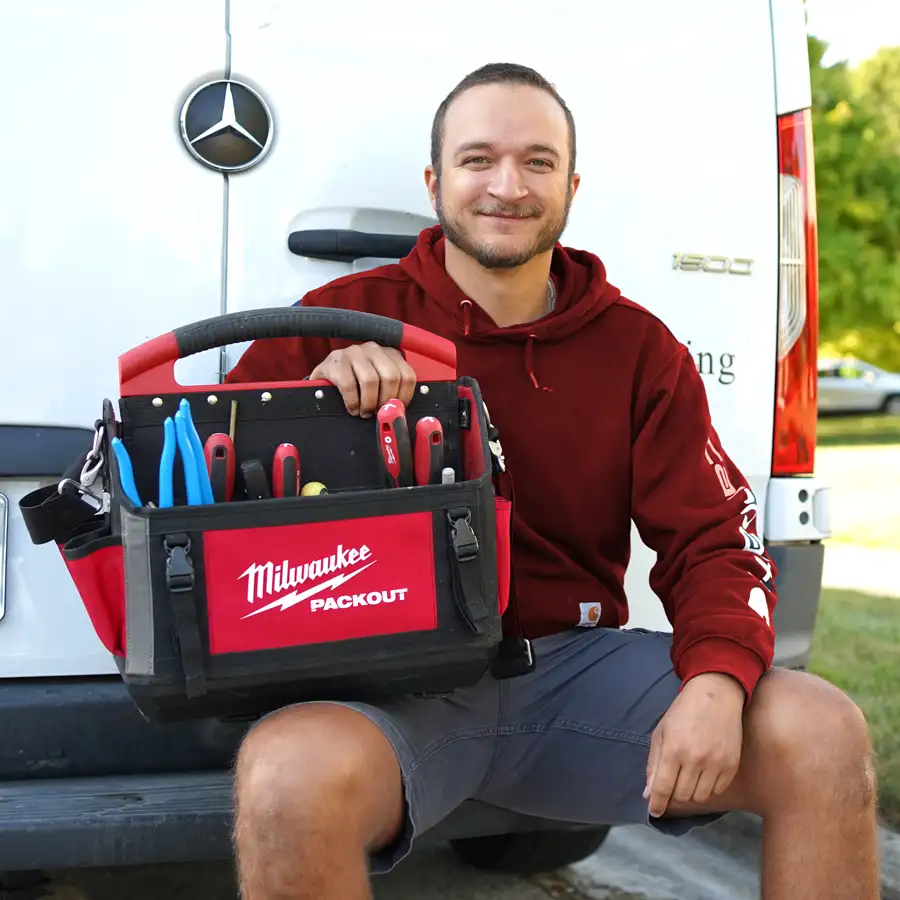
[691,767,721,805]
[347,349,381,418]
[644,728,662,799]
[323,356,361,417]
[712,766,739,798]
[648,752,680,818]
[671,762,702,804]
[391,351,418,407]
[367,348,403,409]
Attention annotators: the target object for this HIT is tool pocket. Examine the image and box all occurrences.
[60,523,126,657]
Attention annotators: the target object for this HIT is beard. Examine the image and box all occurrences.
[435,182,573,270]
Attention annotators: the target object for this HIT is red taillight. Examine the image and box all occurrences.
[773,108,819,476]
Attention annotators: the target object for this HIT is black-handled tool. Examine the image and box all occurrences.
[240,459,272,501]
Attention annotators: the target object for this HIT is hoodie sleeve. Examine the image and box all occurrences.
[630,346,777,707]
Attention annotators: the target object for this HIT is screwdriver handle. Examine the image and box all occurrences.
[377,400,414,488]
[204,433,235,503]
[273,443,301,498]
[414,417,444,485]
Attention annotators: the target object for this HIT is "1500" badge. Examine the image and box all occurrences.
[672,254,753,275]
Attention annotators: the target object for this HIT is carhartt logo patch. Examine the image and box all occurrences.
[578,602,602,627]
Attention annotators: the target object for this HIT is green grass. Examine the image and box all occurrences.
[808,588,900,829]
[817,413,900,447]
[815,441,900,549]
[807,419,900,827]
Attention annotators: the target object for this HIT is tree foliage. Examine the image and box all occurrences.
[808,36,900,369]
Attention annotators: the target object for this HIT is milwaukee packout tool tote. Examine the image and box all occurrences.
[19,308,514,722]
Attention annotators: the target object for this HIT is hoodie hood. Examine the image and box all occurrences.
[399,224,620,341]
[398,224,620,389]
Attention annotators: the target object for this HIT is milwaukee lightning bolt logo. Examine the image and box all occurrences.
[240,544,376,618]
[238,543,410,619]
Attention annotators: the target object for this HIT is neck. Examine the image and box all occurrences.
[444,240,553,327]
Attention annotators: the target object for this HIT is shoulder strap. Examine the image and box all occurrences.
[19,483,104,546]
[18,429,108,547]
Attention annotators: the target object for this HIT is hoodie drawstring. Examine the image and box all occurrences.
[524,336,539,389]
[460,301,550,391]
[459,299,472,336]
[525,334,552,391]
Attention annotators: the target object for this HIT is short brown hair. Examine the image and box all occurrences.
[430,63,577,178]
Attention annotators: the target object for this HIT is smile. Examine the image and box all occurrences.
[479,212,535,220]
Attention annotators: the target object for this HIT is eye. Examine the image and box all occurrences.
[528,159,553,169]
[462,156,490,166]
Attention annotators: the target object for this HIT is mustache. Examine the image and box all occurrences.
[472,204,542,218]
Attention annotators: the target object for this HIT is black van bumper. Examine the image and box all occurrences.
[0,542,823,871]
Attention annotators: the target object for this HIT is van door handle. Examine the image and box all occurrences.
[288,229,417,263]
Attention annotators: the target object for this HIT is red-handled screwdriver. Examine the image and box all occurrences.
[414,417,445,485]
[377,399,414,488]
[273,443,301,498]
[204,434,235,502]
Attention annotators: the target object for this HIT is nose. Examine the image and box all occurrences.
[487,159,528,203]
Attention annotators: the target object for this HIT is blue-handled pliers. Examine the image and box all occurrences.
[158,399,215,507]
[110,437,143,507]
[179,399,215,506]
[158,417,177,508]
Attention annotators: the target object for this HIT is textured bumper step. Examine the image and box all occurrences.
[0,772,234,870]
[0,770,586,871]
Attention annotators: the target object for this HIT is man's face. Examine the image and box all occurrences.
[427,83,579,270]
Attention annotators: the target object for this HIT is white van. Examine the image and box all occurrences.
[0,0,831,882]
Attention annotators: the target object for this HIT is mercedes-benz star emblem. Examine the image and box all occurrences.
[180,80,273,173]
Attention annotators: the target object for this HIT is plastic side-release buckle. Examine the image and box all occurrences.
[449,508,479,561]
[163,533,206,699]
[164,535,195,593]
[446,508,491,633]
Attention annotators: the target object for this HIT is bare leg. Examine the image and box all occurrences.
[665,668,880,899]
[233,703,405,900]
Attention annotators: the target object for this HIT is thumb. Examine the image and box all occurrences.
[644,725,663,799]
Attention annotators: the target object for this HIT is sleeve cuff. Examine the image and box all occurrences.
[677,638,768,710]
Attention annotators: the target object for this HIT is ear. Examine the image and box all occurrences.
[570,172,582,197]
[424,165,439,211]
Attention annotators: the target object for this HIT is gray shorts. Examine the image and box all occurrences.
[320,627,727,873]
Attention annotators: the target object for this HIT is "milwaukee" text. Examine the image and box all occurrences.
[239,544,372,606]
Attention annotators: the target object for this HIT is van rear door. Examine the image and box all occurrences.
[223,1,784,632]
[0,2,226,676]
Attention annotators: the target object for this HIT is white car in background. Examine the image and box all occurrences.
[818,358,900,416]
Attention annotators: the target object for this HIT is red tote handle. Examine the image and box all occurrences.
[118,307,457,396]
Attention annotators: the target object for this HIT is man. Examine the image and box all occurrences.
[226,63,878,900]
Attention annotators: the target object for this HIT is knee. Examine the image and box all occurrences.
[756,671,876,804]
[234,704,401,844]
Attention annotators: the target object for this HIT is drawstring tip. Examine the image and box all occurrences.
[459,299,472,337]
[525,333,544,390]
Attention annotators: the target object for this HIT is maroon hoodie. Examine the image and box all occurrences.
[227,225,778,704]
